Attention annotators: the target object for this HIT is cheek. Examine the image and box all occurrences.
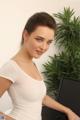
[46,46,49,51]
[30,41,39,49]
[45,45,51,52]
[28,41,37,52]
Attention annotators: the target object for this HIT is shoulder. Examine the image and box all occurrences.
[0,60,16,71]
[0,60,17,83]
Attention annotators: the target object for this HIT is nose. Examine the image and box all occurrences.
[40,42,48,51]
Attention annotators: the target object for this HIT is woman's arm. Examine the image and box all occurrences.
[0,77,12,97]
[0,112,15,120]
[0,77,15,120]
[43,95,80,120]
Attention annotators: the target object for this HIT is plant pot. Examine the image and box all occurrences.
[42,106,67,120]
[57,79,80,116]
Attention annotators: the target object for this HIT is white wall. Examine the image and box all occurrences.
[0,0,80,112]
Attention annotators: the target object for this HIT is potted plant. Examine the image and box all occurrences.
[42,7,80,120]
[43,7,80,98]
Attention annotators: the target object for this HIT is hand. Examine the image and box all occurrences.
[0,112,15,120]
[5,115,15,120]
[67,109,80,120]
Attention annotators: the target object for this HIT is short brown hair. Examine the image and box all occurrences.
[21,12,56,45]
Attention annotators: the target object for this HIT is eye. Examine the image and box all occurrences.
[47,40,53,45]
[35,38,44,42]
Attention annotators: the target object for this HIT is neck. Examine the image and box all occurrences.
[14,47,33,63]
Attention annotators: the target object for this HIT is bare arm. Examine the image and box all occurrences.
[0,77,15,120]
[43,95,80,120]
[0,77,12,97]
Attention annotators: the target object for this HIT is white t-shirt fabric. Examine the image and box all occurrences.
[0,60,46,120]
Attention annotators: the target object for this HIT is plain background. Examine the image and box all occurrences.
[0,0,80,113]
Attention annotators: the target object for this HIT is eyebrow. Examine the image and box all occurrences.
[35,36,44,39]
[35,36,53,41]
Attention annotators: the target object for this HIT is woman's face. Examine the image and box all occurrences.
[23,26,55,58]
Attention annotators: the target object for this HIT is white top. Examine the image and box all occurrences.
[0,60,46,120]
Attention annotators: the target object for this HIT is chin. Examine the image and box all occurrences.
[34,55,42,59]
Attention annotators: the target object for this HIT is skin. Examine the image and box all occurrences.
[0,26,80,120]
[23,26,54,59]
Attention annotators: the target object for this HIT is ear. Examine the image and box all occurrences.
[22,29,29,44]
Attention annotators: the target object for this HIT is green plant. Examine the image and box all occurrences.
[43,7,80,97]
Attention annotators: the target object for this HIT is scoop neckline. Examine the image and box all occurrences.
[10,59,43,82]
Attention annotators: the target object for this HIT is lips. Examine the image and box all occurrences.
[36,50,44,55]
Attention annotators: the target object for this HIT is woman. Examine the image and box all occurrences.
[0,12,80,120]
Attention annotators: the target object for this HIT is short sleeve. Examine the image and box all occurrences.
[0,61,17,83]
